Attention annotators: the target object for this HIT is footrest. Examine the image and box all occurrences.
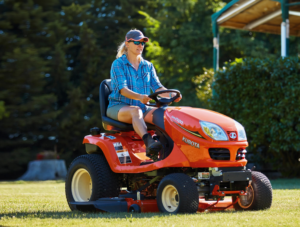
[140,161,154,166]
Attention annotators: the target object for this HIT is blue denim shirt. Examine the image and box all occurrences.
[108,54,163,113]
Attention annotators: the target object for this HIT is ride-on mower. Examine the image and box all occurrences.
[65,79,272,213]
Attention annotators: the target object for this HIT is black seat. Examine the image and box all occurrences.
[99,79,155,132]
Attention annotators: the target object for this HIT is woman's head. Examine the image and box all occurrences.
[125,30,148,43]
[116,29,148,58]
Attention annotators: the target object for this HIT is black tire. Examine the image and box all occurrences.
[65,154,120,211]
[233,171,272,211]
[157,173,199,213]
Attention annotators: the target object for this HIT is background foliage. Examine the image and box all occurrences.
[0,0,149,179]
[0,0,299,179]
[211,57,300,176]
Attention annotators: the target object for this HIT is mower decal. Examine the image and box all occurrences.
[227,131,238,141]
[198,172,210,179]
[171,116,183,125]
[174,122,205,139]
[182,136,200,149]
[113,142,132,164]
[113,142,123,150]
[229,132,237,139]
[105,135,116,140]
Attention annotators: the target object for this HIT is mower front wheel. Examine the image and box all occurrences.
[65,154,120,211]
[232,171,272,211]
[157,173,199,213]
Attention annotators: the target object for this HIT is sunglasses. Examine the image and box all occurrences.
[128,41,146,46]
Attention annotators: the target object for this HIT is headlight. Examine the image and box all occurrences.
[234,121,247,141]
[200,121,228,141]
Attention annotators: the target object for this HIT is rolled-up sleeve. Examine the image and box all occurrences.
[150,63,163,92]
[110,60,128,92]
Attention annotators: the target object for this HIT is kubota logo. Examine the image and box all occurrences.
[171,116,183,125]
[229,132,237,139]
[182,137,200,149]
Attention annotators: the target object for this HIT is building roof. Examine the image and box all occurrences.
[212,0,300,37]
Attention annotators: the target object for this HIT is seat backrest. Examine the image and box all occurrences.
[99,79,111,117]
[99,79,135,132]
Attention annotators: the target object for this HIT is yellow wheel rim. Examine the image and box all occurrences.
[71,168,93,202]
[161,185,179,212]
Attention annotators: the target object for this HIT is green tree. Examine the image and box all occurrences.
[0,101,8,119]
[142,0,299,108]
[0,0,153,179]
[0,0,59,178]
[142,0,221,107]
[53,0,153,161]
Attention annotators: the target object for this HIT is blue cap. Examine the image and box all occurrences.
[125,30,149,42]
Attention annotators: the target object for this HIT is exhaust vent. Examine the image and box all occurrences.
[209,148,230,160]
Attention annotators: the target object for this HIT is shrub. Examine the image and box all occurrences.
[193,68,214,109]
[211,57,300,177]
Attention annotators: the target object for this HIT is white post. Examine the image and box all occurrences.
[286,19,289,39]
[286,19,289,57]
[281,22,286,57]
[217,34,220,70]
[213,35,219,71]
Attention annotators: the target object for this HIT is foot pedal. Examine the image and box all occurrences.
[140,161,154,166]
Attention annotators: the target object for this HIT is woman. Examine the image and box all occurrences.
[107,29,182,159]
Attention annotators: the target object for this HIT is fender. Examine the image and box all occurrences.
[83,134,119,172]
[85,143,102,154]
[82,134,191,173]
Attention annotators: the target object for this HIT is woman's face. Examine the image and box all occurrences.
[126,40,145,56]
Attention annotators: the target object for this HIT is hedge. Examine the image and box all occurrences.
[211,57,300,177]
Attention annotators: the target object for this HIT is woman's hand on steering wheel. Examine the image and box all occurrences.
[148,89,181,107]
[171,93,182,102]
[139,94,152,104]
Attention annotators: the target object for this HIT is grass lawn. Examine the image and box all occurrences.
[0,178,300,227]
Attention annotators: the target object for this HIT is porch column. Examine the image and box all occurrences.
[281,0,289,57]
[213,22,219,71]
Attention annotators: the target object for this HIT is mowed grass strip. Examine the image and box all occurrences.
[0,179,299,227]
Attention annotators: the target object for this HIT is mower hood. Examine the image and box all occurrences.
[165,107,238,134]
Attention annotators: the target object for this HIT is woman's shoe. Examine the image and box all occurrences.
[142,133,162,161]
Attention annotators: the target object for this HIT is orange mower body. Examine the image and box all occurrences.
[65,80,272,213]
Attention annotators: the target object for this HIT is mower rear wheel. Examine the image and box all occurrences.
[157,173,199,213]
[233,171,272,211]
[65,154,120,211]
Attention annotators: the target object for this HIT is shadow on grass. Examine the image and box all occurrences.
[0,180,65,184]
[0,209,238,220]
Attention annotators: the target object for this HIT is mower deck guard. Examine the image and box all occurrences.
[69,198,128,212]
[69,196,239,213]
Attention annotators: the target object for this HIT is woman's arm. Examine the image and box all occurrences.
[149,64,181,102]
[154,87,169,98]
[120,88,152,104]
[154,87,182,102]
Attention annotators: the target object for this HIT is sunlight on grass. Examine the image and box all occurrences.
[0,179,299,226]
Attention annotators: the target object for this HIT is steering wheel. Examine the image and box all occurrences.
[148,89,181,107]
